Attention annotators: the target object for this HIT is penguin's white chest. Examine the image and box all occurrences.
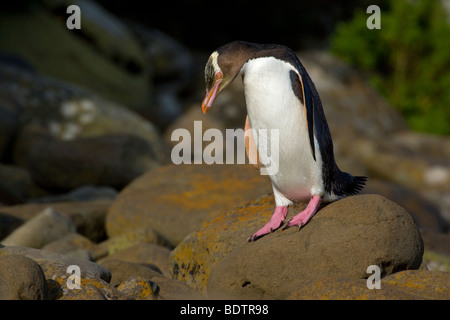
[241,57,324,201]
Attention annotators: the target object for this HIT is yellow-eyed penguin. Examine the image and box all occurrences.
[201,41,366,241]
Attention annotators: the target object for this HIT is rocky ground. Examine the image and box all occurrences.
[0,0,449,300]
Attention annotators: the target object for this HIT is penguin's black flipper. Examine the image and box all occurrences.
[289,70,316,161]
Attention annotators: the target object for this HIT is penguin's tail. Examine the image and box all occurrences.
[336,172,367,197]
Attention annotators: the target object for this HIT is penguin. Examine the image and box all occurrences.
[201,41,366,242]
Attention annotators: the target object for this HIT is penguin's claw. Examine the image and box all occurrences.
[282,195,322,231]
[247,225,279,242]
[247,206,288,242]
[283,217,306,230]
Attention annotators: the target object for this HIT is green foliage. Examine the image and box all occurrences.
[330,0,450,135]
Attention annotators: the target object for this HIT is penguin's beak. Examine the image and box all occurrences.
[202,72,223,114]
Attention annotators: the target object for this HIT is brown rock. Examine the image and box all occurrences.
[170,194,423,299]
[106,164,271,246]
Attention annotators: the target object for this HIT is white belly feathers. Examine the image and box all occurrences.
[240,57,324,202]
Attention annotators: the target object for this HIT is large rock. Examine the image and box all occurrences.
[106,164,271,246]
[170,194,424,299]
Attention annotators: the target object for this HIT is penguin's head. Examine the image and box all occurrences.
[201,41,252,114]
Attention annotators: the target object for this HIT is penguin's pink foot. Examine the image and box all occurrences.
[247,206,288,242]
[283,195,322,230]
